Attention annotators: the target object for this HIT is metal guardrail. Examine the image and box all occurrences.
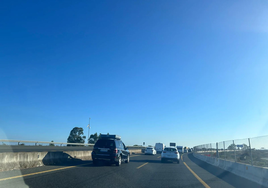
[0,139,145,149]
[0,139,93,146]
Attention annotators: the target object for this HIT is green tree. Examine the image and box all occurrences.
[49,140,55,146]
[88,132,100,144]
[227,144,236,150]
[67,127,86,146]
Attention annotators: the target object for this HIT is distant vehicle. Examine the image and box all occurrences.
[145,147,156,155]
[91,134,130,166]
[155,143,165,154]
[161,147,180,164]
[184,146,188,153]
[188,149,192,152]
[170,142,176,147]
[176,146,184,153]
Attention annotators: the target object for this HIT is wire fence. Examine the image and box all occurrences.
[193,135,268,168]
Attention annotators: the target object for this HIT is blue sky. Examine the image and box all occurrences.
[1,0,268,147]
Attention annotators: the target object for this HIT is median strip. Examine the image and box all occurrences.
[0,163,91,182]
[183,162,210,188]
[137,162,149,169]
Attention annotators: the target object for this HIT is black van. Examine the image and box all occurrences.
[91,134,130,166]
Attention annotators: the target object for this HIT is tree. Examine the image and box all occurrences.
[241,144,249,150]
[88,132,100,144]
[49,140,55,146]
[227,144,236,150]
[67,127,86,146]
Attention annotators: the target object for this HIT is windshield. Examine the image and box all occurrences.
[94,140,115,148]
[164,148,177,152]
[1,1,267,188]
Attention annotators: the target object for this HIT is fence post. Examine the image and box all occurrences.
[223,141,226,160]
[233,140,237,162]
[210,143,212,156]
[216,142,219,158]
[248,138,253,166]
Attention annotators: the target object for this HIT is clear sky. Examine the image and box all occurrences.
[1,0,268,147]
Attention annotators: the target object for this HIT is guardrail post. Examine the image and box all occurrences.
[248,138,253,166]
[233,140,237,162]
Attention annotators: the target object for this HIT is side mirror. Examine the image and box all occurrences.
[125,147,128,150]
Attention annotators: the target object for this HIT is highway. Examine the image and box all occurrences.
[0,153,264,188]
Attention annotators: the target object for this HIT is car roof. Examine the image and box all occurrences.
[165,146,176,149]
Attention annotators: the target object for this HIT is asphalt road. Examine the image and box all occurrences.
[0,153,265,188]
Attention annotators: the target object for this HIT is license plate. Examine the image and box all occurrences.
[100,148,109,152]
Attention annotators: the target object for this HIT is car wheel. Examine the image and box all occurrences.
[177,160,180,164]
[161,158,165,163]
[125,155,130,163]
[116,155,122,166]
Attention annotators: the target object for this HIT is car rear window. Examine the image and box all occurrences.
[164,148,176,152]
[147,148,153,149]
[95,139,115,148]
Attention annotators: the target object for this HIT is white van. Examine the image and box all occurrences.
[155,143,165,154]
[176,146,184,154]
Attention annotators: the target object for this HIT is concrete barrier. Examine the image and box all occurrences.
[194,153,268,187]
[0,148,143,172]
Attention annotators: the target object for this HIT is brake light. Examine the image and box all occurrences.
[114,148,118,153]
[175,152,178,154]
[163,151,166,153]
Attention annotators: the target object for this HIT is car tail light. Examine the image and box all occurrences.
[114,148,118,153]
[175,152,178,154]
[163,151,166,153]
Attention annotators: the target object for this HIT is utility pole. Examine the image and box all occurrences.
[87,118,91,143]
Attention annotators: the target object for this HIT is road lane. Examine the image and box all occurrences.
[184,153,264,188]
[0,153,265,188]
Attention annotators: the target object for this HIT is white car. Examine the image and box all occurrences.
[161,147,180,163]
[145,147,156,155]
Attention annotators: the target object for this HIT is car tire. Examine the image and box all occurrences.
[125,155,130,163]
[116,155,122,166]
[177,160,180,164]
[161,158,165,163]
